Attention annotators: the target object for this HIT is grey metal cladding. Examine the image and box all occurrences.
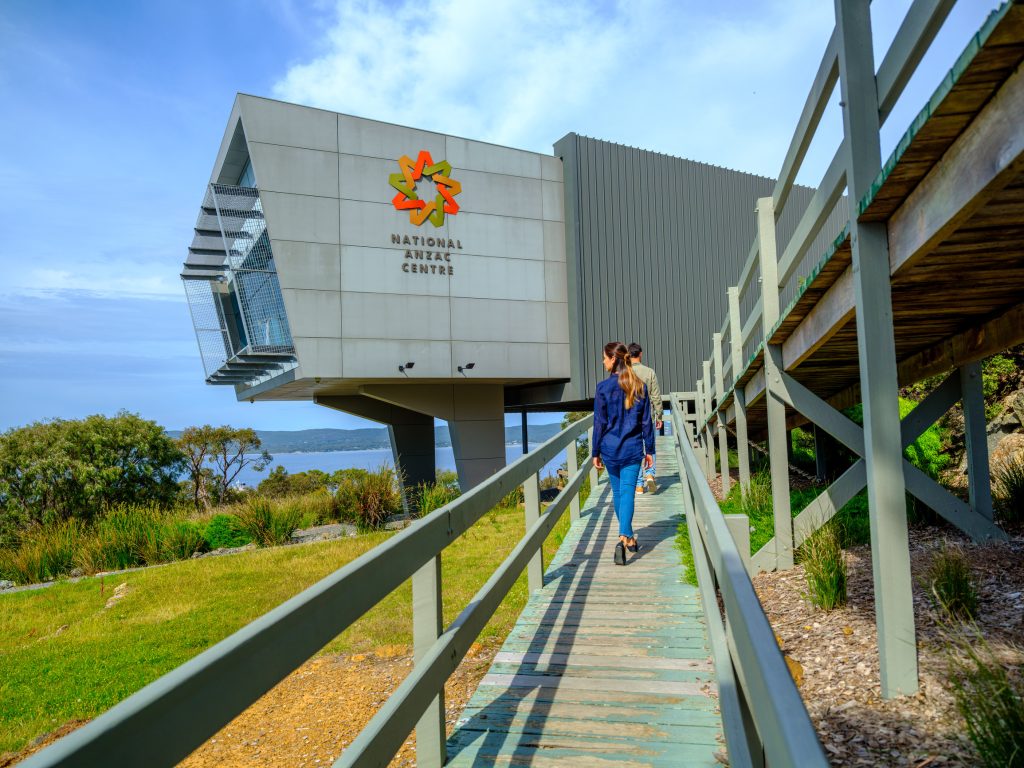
[556,133,848,396]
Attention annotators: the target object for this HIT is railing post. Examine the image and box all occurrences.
[714,332,731,496]
[523,472,543,592]
[960,362,994,521]
[587,426,599,490]
[758,195,794,570]
[703,360,715,480]
[728,286,751,494]
[836,0,917,697]
[412,556,445,768]
[567,439,581,522]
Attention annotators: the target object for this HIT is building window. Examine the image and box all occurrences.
[237,158,256,188]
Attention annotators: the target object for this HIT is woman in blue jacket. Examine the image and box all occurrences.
[591,341,655,565]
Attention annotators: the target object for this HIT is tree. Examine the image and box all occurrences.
[177,426,271,508]
[257,467,330,497]
[0,412,184,535]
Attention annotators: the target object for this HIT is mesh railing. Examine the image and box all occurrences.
[181,183,295,385]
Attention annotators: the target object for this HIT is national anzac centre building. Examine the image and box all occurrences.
[182,94,840,491]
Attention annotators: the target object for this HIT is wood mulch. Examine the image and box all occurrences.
[753,527,1024,767]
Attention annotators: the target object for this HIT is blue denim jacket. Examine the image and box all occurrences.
[591,373,655,468]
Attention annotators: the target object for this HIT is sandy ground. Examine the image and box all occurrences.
[5,643,498,768]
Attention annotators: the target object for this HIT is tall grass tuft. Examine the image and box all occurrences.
[799,521,847,610]
[945,628,1024,767]
[992,452,1024,525]
[75,505,165,574]
[336,466,402,531]
[417,480,461,517]
[0,519,84,584]
[926,543,979,621]
[233,497,302,546]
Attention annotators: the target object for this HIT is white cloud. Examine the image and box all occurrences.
[1,264,183,301]
[273,0,839,179]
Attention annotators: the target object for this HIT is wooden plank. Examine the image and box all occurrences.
[887,60,1024,276]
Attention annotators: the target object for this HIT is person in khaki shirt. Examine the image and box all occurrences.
[628,343,662,494]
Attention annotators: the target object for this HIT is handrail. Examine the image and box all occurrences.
[22,415,595,768]
[670,394,828,766]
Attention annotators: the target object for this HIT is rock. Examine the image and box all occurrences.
[1010,389,1024,427]
[0,579,14,590]
[104,582,131,610]
[992,432,1024,467]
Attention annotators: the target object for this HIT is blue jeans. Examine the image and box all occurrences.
[636,454,657,487]
[606,461,642,538]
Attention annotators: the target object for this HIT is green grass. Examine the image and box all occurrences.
[675,518,697,587]
[798,522,847,610]
[925,543,979,621]
[0,502,571,756]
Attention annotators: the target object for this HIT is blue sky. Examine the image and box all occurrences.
[0,0,1000,432]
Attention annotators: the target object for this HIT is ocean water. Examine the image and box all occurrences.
[234,443,567,488]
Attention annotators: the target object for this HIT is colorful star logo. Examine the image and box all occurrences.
[389,151,462,227]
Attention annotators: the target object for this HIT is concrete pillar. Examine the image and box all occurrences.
[315,395,436,509]
[359,383,506,491]
[960,362,994,521]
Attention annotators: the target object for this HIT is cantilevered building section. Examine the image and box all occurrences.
[182,94,844,492]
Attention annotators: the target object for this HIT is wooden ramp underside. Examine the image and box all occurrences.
[724,1,1024,436]
[446,438,724,767]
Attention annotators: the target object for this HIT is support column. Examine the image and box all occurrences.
[703,361,715,479]
[315,395,436,512]
[359,383,506,491]
[714,332,731,496]
[836,0,918,697]
[758,195,793,570]
[960,362,994,521]
[412,556,445,767]
[729,286,752,494]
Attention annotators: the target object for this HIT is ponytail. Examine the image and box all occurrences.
[603,341,645,410]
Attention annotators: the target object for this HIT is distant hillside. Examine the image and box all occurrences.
[166,422,563,454]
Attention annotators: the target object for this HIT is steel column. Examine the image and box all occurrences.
[757,195,793,570]
[959,362,995,521]
[412,557,445,768]
[836,0,918,697]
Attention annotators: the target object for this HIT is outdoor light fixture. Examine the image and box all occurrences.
[398,361,415,373]
[457,362,476,374]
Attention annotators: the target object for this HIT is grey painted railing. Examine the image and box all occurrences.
[670,394,828,767]
[21,415,594,768]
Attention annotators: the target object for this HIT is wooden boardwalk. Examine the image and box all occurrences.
[446,436,724,767]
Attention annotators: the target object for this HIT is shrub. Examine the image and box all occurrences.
[75,505,165,574]
[417,480,460,517]
[946,629,1024,768]
[232,497,302,546]
[160,520,208,560]
[799,521,847,610]
[337,466,402,532]
[926,543,978,621]
[203,513,253,549]
[992,452,1024,525]
[0,519,84,584]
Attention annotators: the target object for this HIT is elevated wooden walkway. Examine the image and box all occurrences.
[446,436,724,767]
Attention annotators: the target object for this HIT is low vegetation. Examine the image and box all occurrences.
[992,451,1024,525]
[945,628,1024,768]
[925,543,979,621]
[798,521,847,610]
